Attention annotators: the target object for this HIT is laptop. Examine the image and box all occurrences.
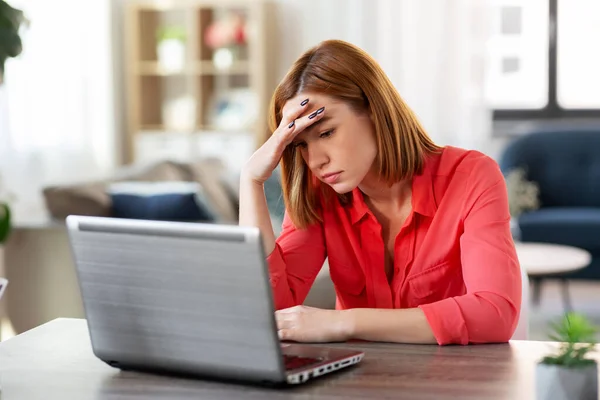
[66,215,364,385]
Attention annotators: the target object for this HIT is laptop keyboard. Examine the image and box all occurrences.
[284,354,323,371]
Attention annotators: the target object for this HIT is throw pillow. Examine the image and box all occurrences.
[108,181,216,222]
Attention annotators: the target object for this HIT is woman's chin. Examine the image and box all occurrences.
[327,181,355,194]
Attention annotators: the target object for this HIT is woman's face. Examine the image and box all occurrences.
[282,93,378,194]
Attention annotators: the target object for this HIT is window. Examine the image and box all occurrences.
[485,0,600,119]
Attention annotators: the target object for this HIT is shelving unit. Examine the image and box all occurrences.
[124,0,267,165]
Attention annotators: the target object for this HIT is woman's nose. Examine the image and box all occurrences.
[306,143,329,171]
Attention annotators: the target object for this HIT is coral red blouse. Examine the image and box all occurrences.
[266,146,522,345]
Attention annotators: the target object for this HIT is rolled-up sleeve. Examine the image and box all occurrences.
[419,159,522,345]
[267,212,327,310]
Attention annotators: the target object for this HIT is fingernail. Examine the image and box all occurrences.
[288,120,295,128]
[308,111,318,119]
[300,98,309,106]
[316,106,325,115]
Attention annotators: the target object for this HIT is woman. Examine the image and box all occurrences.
[240,40,521,346]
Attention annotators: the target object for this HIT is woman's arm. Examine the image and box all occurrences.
[347,308,436,344]
[238,174,277,255]
[239,175,326,310]
[265,212,327,310]
[238,96,328,309]
[276,306,436,343]
[418,158,521,345]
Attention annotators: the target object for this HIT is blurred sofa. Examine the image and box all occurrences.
[499,128,600,281]
[42,159,239,224]
[5,159,335,335]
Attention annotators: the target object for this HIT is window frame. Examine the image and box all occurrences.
[493,0,600,121]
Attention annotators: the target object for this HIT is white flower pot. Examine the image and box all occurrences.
[161,96,196,131]
[510,217,521,241]
[157,39,185,73]
[536,363,598,400]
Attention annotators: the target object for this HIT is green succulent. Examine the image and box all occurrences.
[156,25,186,43]
[0,0,26,83]
[541,312,598,368]
[0,202,10,244]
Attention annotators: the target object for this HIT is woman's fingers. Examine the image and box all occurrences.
[275,105,326,148]
[275,310,295,330]
[280,97,310,125]
[291,106,325,134]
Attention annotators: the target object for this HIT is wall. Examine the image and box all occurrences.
[111,0,501,171]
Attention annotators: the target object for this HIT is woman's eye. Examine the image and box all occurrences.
[293,142,307,149]
[319,129,334,138]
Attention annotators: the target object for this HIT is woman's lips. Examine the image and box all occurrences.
[321,172,342,184]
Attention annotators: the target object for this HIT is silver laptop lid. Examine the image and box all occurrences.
[67,215,285,383]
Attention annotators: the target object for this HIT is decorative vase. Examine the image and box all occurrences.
[510,217,521,241]
[536,363,598,400]
[161,96,196,131]
[0,244,5,342]
[212,45,245,70]
[157,39,185,73]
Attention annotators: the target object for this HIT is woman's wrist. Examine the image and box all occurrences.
[240,168,267,187]
[338,309,357,340]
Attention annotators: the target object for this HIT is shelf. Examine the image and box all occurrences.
[137,62,191,76]
[196,124,255,133]
[139,125,254,134]
[135,0,252,11]
[135,61,250,76]
[139,125,193,133]
[196,61,250,75]
[125,0,267,164]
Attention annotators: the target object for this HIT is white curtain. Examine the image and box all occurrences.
[273,0,493,152]
[0,0,115,220]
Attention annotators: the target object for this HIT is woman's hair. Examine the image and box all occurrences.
[268,39,440,229]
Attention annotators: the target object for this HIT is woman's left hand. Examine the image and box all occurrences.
[275,305,353,343]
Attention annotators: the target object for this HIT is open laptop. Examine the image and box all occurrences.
[66,215,364,385]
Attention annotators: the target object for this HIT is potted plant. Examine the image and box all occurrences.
[536,312,598,400]
[204,12,247,70]
[504,167,540,240]
[0,174,11,297]
[0,0,26,84]
[156,25,186,73]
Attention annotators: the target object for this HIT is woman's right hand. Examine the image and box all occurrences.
[242,97,326,184]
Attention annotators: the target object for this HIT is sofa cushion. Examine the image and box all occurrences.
[111,193,215,222]
[519,207,600,251]
[108,181,217,222]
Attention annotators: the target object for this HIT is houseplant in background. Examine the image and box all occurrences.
[0,174,12,323]
[204,11,247,70]
[0,0,22,275]
[0,173,12,248]
[0,0,26,84]
[156,25,186,73]
[504,167,540,240]
[156,25,196,131]
[537,312,598,400]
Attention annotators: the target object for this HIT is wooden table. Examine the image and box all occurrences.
[0,318,595,400]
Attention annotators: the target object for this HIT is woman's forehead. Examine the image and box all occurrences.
[282,93,340,115]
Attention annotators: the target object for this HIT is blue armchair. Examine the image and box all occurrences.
[499,128,600,284]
